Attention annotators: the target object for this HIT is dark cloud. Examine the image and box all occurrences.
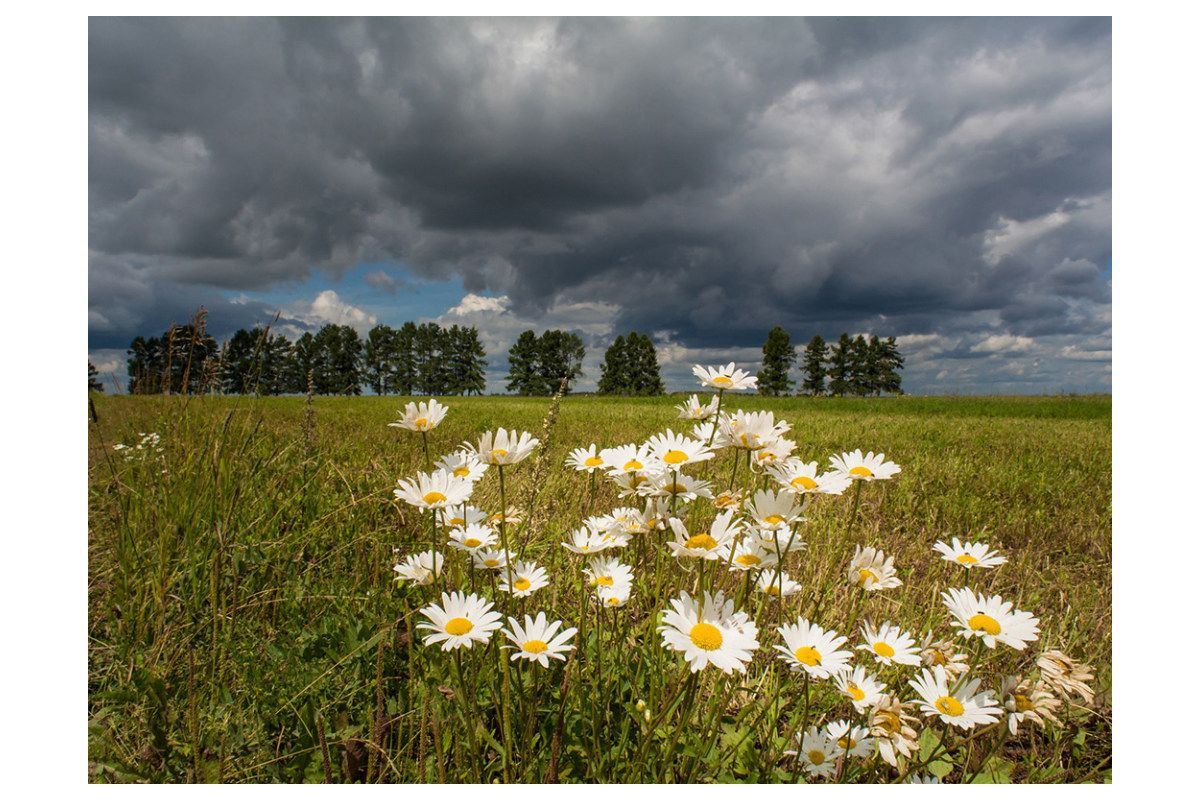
[89,17,1110,391]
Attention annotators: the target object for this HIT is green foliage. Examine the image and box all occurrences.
[89,360,105,392]
[800,335,827,396]
[506,329,586,395]
[596,331,665,396]
[756,326,796,396]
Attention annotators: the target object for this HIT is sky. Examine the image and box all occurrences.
[88,17,1111,395]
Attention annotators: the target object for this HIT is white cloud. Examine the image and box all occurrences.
[970,334,1036,355]
[291,290,377,334]
[446,293,511,316]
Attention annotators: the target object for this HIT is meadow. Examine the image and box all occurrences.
[87,391,1111,783]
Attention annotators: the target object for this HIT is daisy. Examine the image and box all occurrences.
[472,547,512,571]
[828,449,901,482]
[999,676,1061,734]
[728,539,778,571]
[448,523,497,553]
[392,550,444,585]
[435,450,488,482]
[909,665,1003,730]
[769,460,852,496]
[584,555,634,593]
[565,444,606,473]
[712,489,745,511]
[848,545,902,591]
[417,591,503,651]
[756,569,801,598]
[752,437,796,466]
[658,590,759,673]
[834,665,885,712]
[756,527,808,556]
[642,471,714,503]
[791,726,839,779]
[933,538,1008,570]
[645,429,715,470]
[942,587,1041,650]
[721,409,791,451]
[675,393,721,420]
[503,613,577,668]
[1037,650,1096,705]
[394,469,473,511]
[690,421,728,448]
[499,561,549,597]
[919,633,971,678]
[775,618,852,679]
[438,504,488,530]
[747,489,805,530]
[824,720,875,758]
[562,526,612,555]
[692,362,758,391]
[666,512,740,561]
[609,470,655,497]
[389,399,448,432]
[599,443,654,474]
[598,583,631,608]
[858,622,921,667]
[486,507,524,528]
[468,428,540,466]
[869,695,920,767]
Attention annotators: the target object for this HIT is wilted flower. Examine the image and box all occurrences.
[919,633,971,678]
[1037,650,1096,706]
[869,695,920,767]
[848,545,902,591]
[999,675,1061,733]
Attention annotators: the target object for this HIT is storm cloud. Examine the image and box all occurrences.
[89,17,1111,392]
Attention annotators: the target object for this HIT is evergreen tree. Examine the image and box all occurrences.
[756,326,796,396]
[827,333,854,397]
[285,332,320,393]
[877,336,905,395]
[414,323,449,395]
[126,335,163,394]
[456,326,488,396]
[88,361,104,392]
[364,324,398,395]
[393,322,418,395]
[126,324,218,395]
[849,334,872,396]
[220,328,260,394]
[800,334,827,396]
[259,334,292,395]
[506,330,545,395]
[627,332,665,395]
[597,334,629,395]
[537,330,585,394]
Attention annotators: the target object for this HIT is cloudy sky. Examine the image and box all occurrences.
[88,17,1111,394]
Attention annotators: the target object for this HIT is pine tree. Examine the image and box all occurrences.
[849,334,871,396]
[537,330,585,394]
[756,326,796,396]
[458,326,488,395]
[364,324,398,395]
[286,332,320,394]
[627,332,665,395]
[597,334,629,395]
[877,336,905,395]
[393,322,418,395]
[88,361,104,392]
[220,328,259,394]
[800,334,827,396]
[259,334,292,395]
[827,333,854,397]
[506,330,544,395]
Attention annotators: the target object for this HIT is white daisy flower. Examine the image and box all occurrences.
[942,587,1040,650]
[676,393,721,420]
[858,622,922,667]
[562,525,613,555]
[598,583,631,608]
[728,538,779,571]
[755,526,808,556]
[665,511,740,560]
[747,489,805,530]
[834,665,886,712]
[690,420,728,448]
[565,444,606,473]
[645,429,715,470]
[435,450,488,482]
[584,555,634,593]
[933,537,1008,569]
[824,719,876,758]
[472,547,512,571]
[416,591,503,651]
[752,437,796,466]
[756,569,802,598]
[720,409,791,451]
[909,665,1002,730]
[599,443,655,474]
[447,523,497,553]
[392,550,444,585]
[658,590,759,673]
[791,726,839,778]
[498,561,549,597]
[503,612,577,667]
[609,470,656,497]
[769,459,853,496]
[438,504,488,530]
[692,362,758,391]
[467,428,540,466]
[848,545,902,591]
[828,449,901,481]
[394,469,473,510]
[641,471,714,503]
[775,618,852,679]
[388,399,448,432]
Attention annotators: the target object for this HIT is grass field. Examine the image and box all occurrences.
[87,392,1111,783]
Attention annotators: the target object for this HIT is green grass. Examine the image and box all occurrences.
[88,393,1111,783]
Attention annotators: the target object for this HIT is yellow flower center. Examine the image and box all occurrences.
[663,449,689,465]
[414,417,429,430]
[689,622,723,651]
[484,559,500,568]
[858,569,878,586]
[763,584,781,596]
[448,517,466,526]
[606,596,621,605]
[453,467,471,477]
[490,448,508,460]
[935,696,964,717]
[757,452,775,462]
[930,650,948,665]
[791,475,818,490]
[523,639,548,654]
[595,575,614,586]
[956,553,978,565]
[877,711,902,734]
[735,553,761,567]
[423,491,447,504]
[623,459,643,471]
[463,538,481,548]
[1014,694,1034,712]
[712,375,733,386]
[846,683,866,701]
[685,533,718,550]
[794,646,822,666]
[514,577,531,591]
[445,617,473,636]
[873,641,895,658]
[585,456,604,467]
[807,750,826,765]
[663,482,687,494]
[837,736,856,750]
[763,514,785,525]
[968,613,1002,636]
[849,466,873,478]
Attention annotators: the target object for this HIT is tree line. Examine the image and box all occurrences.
[755,326,905,396]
